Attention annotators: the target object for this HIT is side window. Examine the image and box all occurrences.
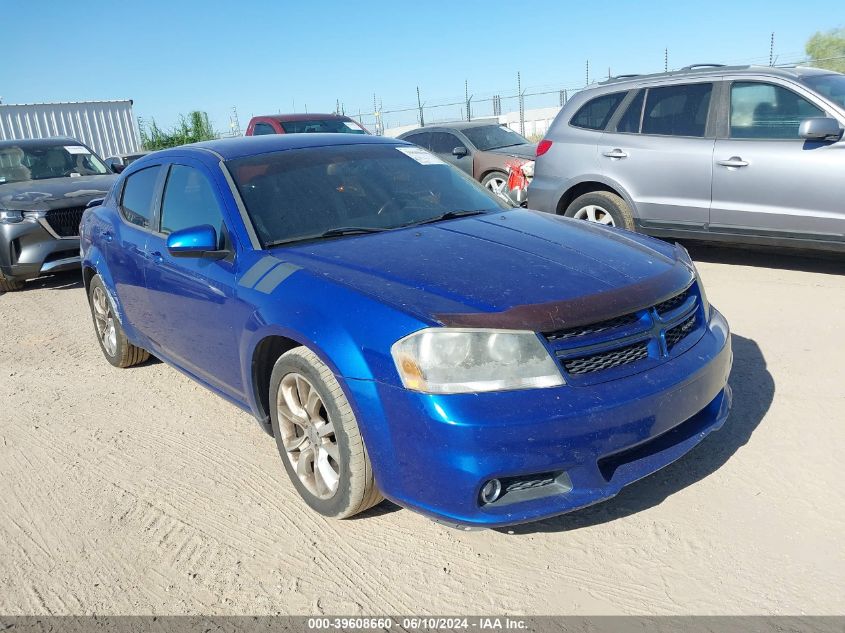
[252,122,276,135]
[120,166,160,229]
[570,92,625,130]
[160,165,226,247]
[730,82,824,139]
[642,83,712,137]
[403,132,432,150]
[615,90,645,133]
[430,132,466,154]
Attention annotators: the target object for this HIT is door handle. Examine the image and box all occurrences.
[717,157,749,168]
[102,229,113,242]
[149,250,164,264]
[602,149,628,159]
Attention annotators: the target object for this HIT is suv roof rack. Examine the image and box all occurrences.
[680,63,726,70]
[599,63,756,85]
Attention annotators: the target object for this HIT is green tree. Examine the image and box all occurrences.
[140,111,217,150]
[805,27,845,73]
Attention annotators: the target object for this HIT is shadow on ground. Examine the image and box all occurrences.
[683,242,844,275]
[499,333,772,535]
[1,270,83,297]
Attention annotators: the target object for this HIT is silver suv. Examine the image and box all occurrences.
[528,64,845,252]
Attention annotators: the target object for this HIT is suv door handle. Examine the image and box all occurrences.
[602,149,628,159]
[717,157,749,168]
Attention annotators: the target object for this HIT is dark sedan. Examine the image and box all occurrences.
[398,120,536,195]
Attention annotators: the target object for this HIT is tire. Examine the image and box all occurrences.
[88,274,149,368]
[481,171,508,196]
[269,347,382,519]
[563,191,636,231]
[0,276,24,292]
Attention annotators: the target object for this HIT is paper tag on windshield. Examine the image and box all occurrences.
[396,146,446,165]
[69,172,81,177]
[65,145,90,154]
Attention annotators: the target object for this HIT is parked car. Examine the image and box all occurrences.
[398,121,537,195]
[245,113,369,136]
[104,151,150,173]
[80,133,731,528]
[0,137,116,291]
[529,64,845,253]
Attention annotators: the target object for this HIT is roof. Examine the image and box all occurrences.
[0,137,86,148]
[250,113,354,122]
[597,64,836,88]
[0,99,134,107]
[169,133,405,161]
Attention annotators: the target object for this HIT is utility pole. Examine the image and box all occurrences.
[230,106,241,136]
[416,86,424,127]
[769,32,775,66]
[664,48,668,72]
[465,79,472,122]
[518,71,525,137]
[586,60,590,86]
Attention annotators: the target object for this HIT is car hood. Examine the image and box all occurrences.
[279,210,693,332]
[0,174,116,211]
[485,143,537,160]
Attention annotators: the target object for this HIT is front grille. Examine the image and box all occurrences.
[665,314,697,350]
[563,342,649,375]
[45,206,85,237]
[546,312,639,341]
[655,287,691,316]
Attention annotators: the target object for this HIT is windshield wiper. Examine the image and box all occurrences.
[404,210,487,227]
[265,226,389,248]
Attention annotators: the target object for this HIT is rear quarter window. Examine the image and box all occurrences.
[570,92,625,130]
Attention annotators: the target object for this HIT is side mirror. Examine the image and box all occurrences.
[111,163,126,174]
[452,146,468,157]
[104,158,125,174]
[166,224,223,259]
[799,117,842,141]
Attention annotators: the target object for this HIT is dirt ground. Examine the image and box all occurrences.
[1,245,843,616]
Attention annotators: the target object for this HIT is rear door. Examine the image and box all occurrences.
[710,79,845,241]
[141,158,247,398]
[599,82,716,229]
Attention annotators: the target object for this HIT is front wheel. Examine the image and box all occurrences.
[270,347,382,519]
[0,276,24,292]
[481,171,508,196]
[564,191,636,231]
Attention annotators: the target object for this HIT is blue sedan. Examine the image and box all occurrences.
[80,134,732,528]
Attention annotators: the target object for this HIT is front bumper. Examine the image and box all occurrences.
[0,221,81,281]
[347,308,732,528]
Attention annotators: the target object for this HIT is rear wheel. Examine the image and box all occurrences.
[481,171,508,196]
[0,276,24,292]
[564,191,635,231]
[88,275,149,368]
[270,347,382,519]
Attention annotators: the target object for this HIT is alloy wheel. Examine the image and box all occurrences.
[276,372,341,499]
[573,204,616,226]
[91,286,118,357]
[485,176,507,195]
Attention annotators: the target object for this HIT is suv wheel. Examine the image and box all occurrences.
[270,347,382,519]
[0,276,24,292]
[88,274,150,368]
[564,191,635,231]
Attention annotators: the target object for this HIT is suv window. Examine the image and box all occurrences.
[403,132,432,150]
[160,165,226,246]
[120,166,160,229]
[252,122,276,135]
[615,90,645,133]
[431,132,466,154]
[570,92,625,130]
[730,82,825,139]
[642,83,712,137]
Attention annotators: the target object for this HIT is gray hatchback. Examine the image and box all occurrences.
[528,64,845,252]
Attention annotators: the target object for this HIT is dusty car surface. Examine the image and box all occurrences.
[528,64,845,252]
[80,133,731,528]
[398,121,537,195]
[0,137,116,291]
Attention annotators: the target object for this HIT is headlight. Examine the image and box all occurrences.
[0,210,24,224]
[391,328,564,394]
[675,243,711,319]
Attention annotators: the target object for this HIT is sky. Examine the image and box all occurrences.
[1,0,842,133]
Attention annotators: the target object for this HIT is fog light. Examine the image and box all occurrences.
[480,479,502,504]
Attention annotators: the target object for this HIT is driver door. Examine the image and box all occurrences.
[430,131,473,175]
[141,159,247,399]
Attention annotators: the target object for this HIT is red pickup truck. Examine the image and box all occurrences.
[245,113,369,136]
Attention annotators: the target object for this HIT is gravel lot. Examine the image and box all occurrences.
[1,246,843,615]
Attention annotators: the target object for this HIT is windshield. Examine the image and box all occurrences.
[803,73,845,109]
[227,143,510,247]
[462,125,530,151]
[0,142,108,184]
[280,119,367,134]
